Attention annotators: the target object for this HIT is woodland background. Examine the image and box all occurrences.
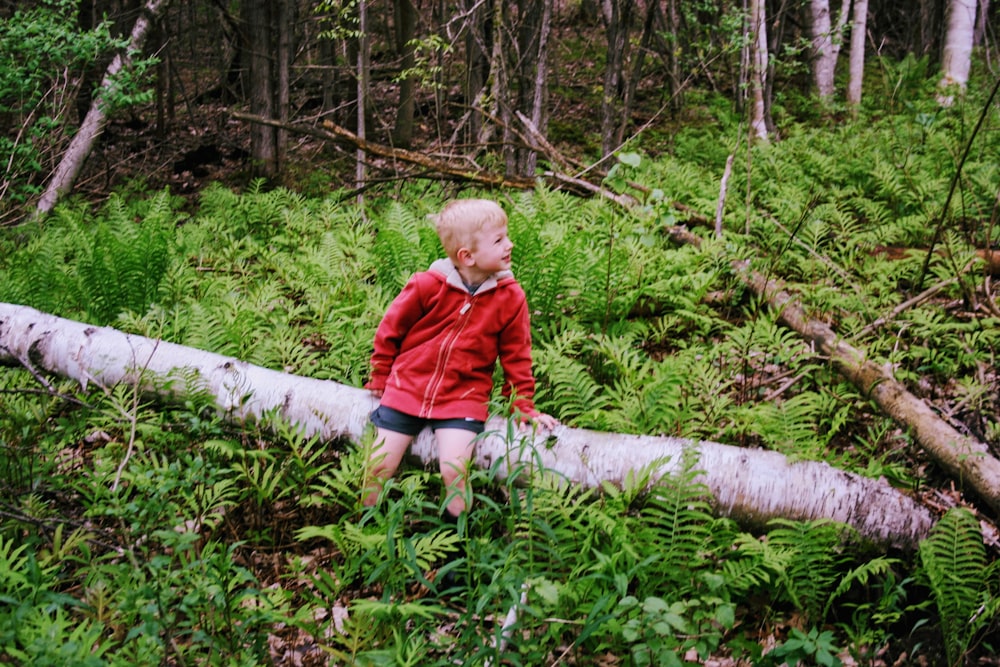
[2,0,1000,665]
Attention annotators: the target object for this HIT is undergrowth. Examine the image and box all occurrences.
[1,92,999,664]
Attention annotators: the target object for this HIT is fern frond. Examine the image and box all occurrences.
[919,507,989,666]
[75,192,177,324]
[638,450,722,586]
[765,518,849,623]
[822,556,898,620]
[372,200,435,294]
[407,529,463,571]
[532,334,610,425]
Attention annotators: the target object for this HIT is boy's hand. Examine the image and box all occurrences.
[519,412,560,432]
[364,380,384,399]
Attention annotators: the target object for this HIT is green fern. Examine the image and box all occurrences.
[372,200,438,294]
[593,334,693,435]
[75,192,177,324]
[638,450,730,587]
[918,507,997,666]
[532,330,611,425]
[767,518,851,623]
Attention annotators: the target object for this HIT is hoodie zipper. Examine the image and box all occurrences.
[420,296,474,416]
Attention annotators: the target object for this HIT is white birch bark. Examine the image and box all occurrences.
[809,0,848,102]
[35,0,169,218]
[938,0,977,103]
[0,302,934,549]
[846,0,869,109]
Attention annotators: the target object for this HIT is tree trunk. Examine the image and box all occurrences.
[846,0,869,110]
[0,302,934,550]
[461,0,492,146]
[809,0,848,102]
[392,0,418,148]
[356,0,370,195]
[35,0,169,218]
[938,0,977,101]
[973,0,989,45]
[619,0,657,145]
[276,0,294,170]
[918,0,942,57]
[244,0,278,178]
[524,0,553,176]
[747,0,770,141]
[664,0,683,112]
[599,0,635,158]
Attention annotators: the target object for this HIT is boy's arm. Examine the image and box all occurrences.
[366,276,426,392]
[497,293,558,428]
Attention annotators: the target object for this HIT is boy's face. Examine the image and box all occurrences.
[464,220,513,275]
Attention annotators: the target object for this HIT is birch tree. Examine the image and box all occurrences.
[808,0,849,103]
[938,0,978,103]
[35,0,168,218]
[747,0,770,141]
[0,302,934,549]
[846,0,869,110]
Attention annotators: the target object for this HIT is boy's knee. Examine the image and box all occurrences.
[440,463,465,486]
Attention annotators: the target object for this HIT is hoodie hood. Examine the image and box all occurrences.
[428,258,514,295]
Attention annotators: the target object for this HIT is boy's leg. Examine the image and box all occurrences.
[435,428,477,518]
[362,427,413,507]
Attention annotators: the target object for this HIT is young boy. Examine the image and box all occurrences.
[363,198,558,519]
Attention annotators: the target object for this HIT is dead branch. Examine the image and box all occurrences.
[741,260,1000,515]
[715,154,734,238]
[661,220,1000,516]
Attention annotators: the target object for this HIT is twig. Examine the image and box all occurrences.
[111,339,161,491]
[762,370,809,402]
[715,153,734,238]
[858,276,959,337]
[485,582,529,666]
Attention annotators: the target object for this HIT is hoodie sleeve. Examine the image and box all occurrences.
[497,285,539,418]
[366,274,427,392]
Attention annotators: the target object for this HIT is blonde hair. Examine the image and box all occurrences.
[433,199,507,259]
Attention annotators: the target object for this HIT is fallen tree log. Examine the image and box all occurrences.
[662,223,1000,517]
[230,113,641,207]
[736,264,1000,517]
[0,302,933,549]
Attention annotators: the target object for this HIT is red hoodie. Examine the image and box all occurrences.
[366,259,541,421]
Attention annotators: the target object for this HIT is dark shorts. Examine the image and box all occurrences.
[370,405,485,436]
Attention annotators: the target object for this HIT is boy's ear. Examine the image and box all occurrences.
[456,247,475,265]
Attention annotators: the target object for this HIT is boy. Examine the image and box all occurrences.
[364,198,558,519]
